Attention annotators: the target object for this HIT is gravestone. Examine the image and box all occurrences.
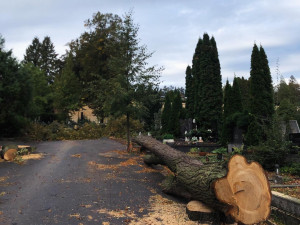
[228,127,243,153]
[180,118,193,137]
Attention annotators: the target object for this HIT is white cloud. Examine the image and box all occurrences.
[1,0,300,87]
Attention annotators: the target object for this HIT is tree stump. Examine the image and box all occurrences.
[133,135,271,225]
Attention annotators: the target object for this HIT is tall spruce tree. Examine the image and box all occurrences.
[192,33,222,140]
[247,44,274,145]
[192,38,202,117]
[185,65,193,118]
[249,44,274,120]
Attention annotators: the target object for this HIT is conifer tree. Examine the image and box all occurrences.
[23,37,41,67]
[40,36,60,84]
[169,90,183,137]
[249,44,273,120]
[192,33,222,140]
[185,65,193,118]
[259,45,274,118]
[161,93,172,133]
[192,38,202,117]
[231,77,243,114]
[221,80,233,144]
[24,36,60,85]
[235,77,250,111]
[247,44,274,145]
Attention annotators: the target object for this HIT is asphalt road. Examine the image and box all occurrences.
[0,138,169,225]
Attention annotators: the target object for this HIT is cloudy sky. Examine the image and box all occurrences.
[1,0,300,87]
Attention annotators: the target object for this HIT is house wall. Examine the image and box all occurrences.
[69,106,100,123]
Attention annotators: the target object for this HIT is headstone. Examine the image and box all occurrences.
[233,127,243,144]
[289,120,300,133]
[180,119,193,137]
[228,127,243,153]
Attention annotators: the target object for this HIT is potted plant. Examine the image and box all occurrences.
[199,149,207,156]
[189,147,199,154]
[163,134,174,144]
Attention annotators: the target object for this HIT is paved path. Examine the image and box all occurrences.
[0,138,169,225]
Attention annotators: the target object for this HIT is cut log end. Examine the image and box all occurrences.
[4,149,17,161]
[186,200,219,223]
[214,155,271,225]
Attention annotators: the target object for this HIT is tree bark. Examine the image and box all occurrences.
[133,135,271,225]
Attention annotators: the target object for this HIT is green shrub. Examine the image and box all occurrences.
[251,143,289,170]
[190,147,199,153]
[163,134,174,139]
[281,163,300,176]
[212,147,227,154]
[26,121,104,141]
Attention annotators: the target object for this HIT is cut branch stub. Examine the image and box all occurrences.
[214,155,271,225]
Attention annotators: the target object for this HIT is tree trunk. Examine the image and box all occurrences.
[133,135,271,225]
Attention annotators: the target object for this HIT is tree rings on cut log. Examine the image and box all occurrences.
[186,200,219,223]
[214,154,271,225]
[4,149,18,161]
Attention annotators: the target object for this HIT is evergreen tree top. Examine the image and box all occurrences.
[203,33,210,45]
[210,36,217,48]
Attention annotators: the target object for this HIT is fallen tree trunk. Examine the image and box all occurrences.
[134,135,271,225]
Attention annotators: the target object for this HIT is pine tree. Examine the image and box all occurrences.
[185,65,193,118]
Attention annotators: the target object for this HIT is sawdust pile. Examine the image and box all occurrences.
[88,157,142,171]
[130,194,199,225]
[21,153,44,160]
[96,208,136,219]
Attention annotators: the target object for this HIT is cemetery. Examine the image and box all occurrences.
[1,7,300,225]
